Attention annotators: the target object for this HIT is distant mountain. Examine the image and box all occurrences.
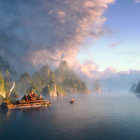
[84,71,140,93]
[100,71,140,92]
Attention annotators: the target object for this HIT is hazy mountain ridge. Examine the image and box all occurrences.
[100,71,140,92]
[81,71,140,93]
[16,61,89,97]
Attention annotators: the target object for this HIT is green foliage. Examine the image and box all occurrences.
[47,80,56,93]
[56,85,67,95]
[62,77,88,93]
[54,61,88,94]
[0,95,4,102]
[32,65,50,93]
[4,71,12,97]
[0,72,6,97]
[47,85,55,93]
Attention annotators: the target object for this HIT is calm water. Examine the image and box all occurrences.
[1,93,140,140]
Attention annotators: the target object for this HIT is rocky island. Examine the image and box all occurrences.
[0,58,89,101]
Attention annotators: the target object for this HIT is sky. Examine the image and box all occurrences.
[78,0,140,72]
[0,0,140,79]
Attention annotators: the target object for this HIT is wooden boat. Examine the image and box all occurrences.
[0,100,51,110]
[0,92,51,110]
[1,100,51,110]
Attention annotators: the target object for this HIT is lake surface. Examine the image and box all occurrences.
[1,93,140,140]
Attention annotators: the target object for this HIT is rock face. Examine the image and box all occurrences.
[42,80,58,97]
[135,82,140,93]
[49,83,57,97]
[42,83,67,97]
[129,83,137,93]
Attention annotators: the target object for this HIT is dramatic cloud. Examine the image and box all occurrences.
[0,0,114,73]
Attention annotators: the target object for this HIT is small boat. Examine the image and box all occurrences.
[70,98,74,104]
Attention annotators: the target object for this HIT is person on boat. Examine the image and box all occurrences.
[70,98,75,104]
[27,93,32,101]
[34,93,37,97]
[71,98,74,102]
[24,94,28,101]
[38,94,43,100]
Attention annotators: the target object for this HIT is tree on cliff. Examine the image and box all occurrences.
[0,72,6,98]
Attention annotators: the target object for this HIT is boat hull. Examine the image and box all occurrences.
[0,101,51,110]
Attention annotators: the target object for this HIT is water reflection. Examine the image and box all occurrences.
[1,93,140,140]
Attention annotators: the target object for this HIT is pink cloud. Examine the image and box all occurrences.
[135,0,140,3]
[22,0,115,70]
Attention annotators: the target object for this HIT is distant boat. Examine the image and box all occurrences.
[70,98,74,104]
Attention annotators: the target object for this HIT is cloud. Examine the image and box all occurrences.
[73,60,118,80]
[76,61,99,78]
[135,0,140,3]
[0,0,115,72]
